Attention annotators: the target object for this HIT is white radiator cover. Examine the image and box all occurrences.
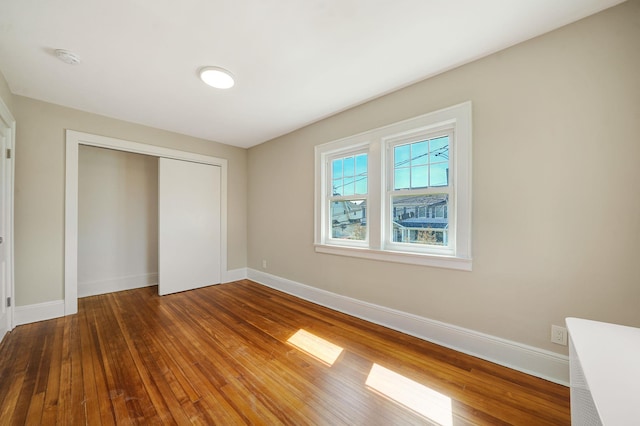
[567,318,640,425]
[569,334,602,425]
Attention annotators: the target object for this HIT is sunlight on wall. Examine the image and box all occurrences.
[287,329,344,366]
[366,363,453,426]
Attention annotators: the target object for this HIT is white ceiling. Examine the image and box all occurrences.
[0,0,625,148]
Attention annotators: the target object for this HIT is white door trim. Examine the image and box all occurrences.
[0,96,15,337]
[64,130,228,315]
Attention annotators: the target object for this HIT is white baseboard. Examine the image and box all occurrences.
[77,268,248,298]
[15,300,65,325]
[223,268,247,283]
[78,272,158,298]
[17,269,246,327]
[247,269,569,386]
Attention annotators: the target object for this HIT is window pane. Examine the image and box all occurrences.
[355,178,367,194]
[355,154,368,195]
[429,136,449,163]
[412,141,428,166]
[411,165,428,188]
[342,179,355,196]
[332,153,368,196]
[355,154,367,175]
[332,178,342,196]
[394,145,410,167]
[394,168,410,190]
[332,158,343,179]
[343,156,355,177]
[331,200,367,241]
[394,138,451,190]
[391,194,449,246]
[429,162,449,187]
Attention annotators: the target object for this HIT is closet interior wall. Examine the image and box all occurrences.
[78,145,158,297]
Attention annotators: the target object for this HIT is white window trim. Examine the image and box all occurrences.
[314,102,472,271]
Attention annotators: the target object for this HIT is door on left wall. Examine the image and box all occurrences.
[0,111,13,340]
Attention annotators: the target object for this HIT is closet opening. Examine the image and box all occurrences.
[78,146,159,298]
[65,130,228,315]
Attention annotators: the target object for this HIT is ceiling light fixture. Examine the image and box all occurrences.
[199,66,235,89]
[54,49,81,65]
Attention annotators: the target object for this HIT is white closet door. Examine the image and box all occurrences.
[158,158,221,296]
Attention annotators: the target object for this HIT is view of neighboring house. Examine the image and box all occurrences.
[331,199,367,239]
[392,194,449,245]
[331,194,449,245]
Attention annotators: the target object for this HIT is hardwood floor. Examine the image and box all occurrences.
[0,280,570,425]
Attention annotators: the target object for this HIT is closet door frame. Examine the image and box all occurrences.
[64,130,228,315]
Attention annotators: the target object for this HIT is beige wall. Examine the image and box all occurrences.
[248,1,640,354]
[14,96,247,305]
[78,146,158,293]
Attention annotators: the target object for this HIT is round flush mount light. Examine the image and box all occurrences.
[199,66,235,89]
[54,49,81,65]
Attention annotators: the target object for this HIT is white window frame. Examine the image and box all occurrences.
[326,147,370,248]
[314,102,472,271]
[385,126,456,257]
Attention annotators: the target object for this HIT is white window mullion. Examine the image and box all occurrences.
[368,140,382,250]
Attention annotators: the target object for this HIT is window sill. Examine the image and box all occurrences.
[314,244,472,271]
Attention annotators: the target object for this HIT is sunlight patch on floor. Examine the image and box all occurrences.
[366,363,453,426]
[287,329,344,366]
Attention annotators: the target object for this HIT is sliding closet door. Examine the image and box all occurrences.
[158,158,221,295]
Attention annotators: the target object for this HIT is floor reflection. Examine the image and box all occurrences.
[287,329,344,366]
[365,363,453,426]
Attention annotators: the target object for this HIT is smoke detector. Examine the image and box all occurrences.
[55,49,81,65]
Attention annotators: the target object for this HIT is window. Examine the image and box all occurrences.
[315,102,472,270]
[388,132,452,253]
[329,151,368,242]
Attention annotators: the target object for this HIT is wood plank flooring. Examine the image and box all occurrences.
[0,280,570,425]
